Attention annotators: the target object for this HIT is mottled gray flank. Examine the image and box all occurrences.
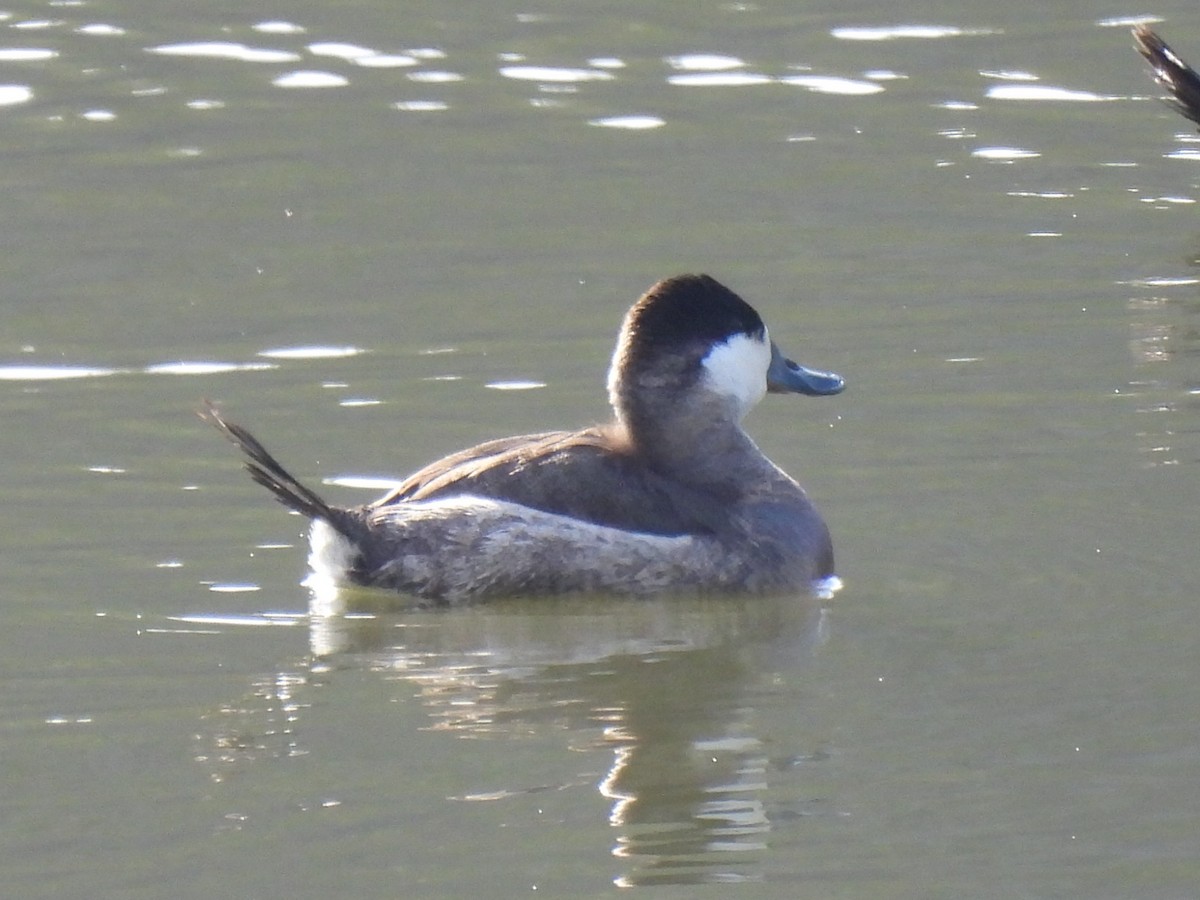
[309,489,831,603]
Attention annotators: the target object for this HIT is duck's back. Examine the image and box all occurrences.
[372,426,738,538]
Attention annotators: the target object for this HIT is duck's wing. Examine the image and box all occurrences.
[372,425,734,537]
[1135,25,1200,130]
[371,428,606,505]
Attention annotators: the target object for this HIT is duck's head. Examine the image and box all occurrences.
[607,274,843,434]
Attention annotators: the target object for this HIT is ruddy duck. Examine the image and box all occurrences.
[202,274,844,603]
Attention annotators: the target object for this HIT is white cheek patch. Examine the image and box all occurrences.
[700,331,770,417]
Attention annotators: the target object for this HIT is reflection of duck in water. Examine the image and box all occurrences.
[203,274,844,603]
[198,590,831,887]
[1134,25,1200,129]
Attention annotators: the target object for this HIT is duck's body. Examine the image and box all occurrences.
[203,274,844,603]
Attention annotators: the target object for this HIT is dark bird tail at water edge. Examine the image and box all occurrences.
[199,400,348,528]
[1134,24,1200,130]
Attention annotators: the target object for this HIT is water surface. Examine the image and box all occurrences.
[2,1,1199,897]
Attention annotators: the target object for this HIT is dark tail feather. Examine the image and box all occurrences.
[1134,25,1200,130]
[199,400,341,524]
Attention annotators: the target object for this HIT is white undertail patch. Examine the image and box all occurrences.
[307,518,358,585]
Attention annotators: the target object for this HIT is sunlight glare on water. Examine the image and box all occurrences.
[3,1,1199,896]
[987,84,1120,101]
[0,84,32,104]
[830,24,998,41]
[146,41,302,63]
[780,75,886,95]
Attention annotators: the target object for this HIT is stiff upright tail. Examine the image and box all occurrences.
[1134,25,1200,130]
[200,400,341,524]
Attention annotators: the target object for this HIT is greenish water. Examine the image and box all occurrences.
[2,2,1198,897]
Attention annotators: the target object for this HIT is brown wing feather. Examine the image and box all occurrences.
[371,423,734,537]
[371,427,623,505]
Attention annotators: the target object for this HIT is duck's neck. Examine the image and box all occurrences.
[618,399,770,490]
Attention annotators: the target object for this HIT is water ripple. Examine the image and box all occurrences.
[980,69,1038,82]
[971,146,1040,161]
[666,54,745,71]
[146,41,301,64]
[485,380,547,391]
[667,72,772,87]
[406,71,463,83]
[780,75,885,95]
[76,24,125,37]
[143,361,277,375]
[499,65,614,83]
[0,364,119,381]
[831,25,997,41]
[252,21,306,35]
[257,345,365,360]
[393,100,449,112]
[306,41,377,61]
[0,48,57,61]
[0,84,32,105]
[272,70,349,88]
[987,85,1117,102]
[589,114,666,130]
